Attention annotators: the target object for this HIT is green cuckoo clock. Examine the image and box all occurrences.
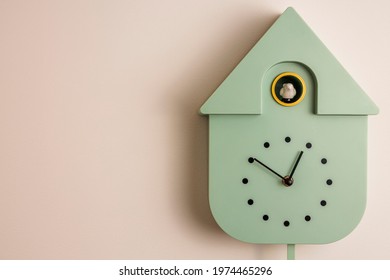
[200,7,378,259]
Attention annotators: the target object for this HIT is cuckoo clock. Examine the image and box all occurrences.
[200,7,378,259]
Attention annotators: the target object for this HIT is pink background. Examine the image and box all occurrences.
[0,0,388,259]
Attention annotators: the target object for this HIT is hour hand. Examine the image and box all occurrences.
[289,151,304,179]
[248,157,284,180]
[283,151,304,187]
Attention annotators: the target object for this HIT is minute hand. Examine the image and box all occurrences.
[251,157,284,180]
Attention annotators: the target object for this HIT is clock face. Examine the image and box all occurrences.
[207,63,368,244]
[246,135,331,230]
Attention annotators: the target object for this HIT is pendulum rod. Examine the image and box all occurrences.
[287,244,295,260]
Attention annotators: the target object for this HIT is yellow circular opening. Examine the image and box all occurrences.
[271,72,306,107]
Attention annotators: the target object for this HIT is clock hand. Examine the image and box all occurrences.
[249,157,284,180]
[289,151,304,178]
[282,151,304,187]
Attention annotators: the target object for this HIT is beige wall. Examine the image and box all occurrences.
[0,0,388,259]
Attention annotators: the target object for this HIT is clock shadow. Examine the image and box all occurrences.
[254,244,289,260]
[171,82,222,236]
[164,8,284,256]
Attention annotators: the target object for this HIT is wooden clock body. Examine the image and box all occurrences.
[201,8,378,245]
[209,62,367,244]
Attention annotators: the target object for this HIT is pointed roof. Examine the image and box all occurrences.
[200,7,378,115]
